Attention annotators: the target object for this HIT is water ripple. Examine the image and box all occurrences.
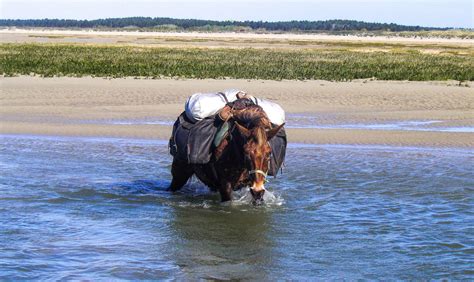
[0,134,473,280]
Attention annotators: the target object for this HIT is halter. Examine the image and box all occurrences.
[249,169,268,191]
[248,169,268,178]
[249,157,270,185]
[225,103,272,186]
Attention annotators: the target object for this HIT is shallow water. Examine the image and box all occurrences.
[285,114,474,133]
[103,117,474,132]
[5,114,473,132]
[1,135,473,280]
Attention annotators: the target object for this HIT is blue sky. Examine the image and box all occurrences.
[1,0,472,28]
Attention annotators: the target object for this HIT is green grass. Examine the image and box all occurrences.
[28,35,69,39]
[1,43,472,81]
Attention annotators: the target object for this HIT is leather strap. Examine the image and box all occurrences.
[217,92,229,103]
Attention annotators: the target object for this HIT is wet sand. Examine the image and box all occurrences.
[1,76,473,147]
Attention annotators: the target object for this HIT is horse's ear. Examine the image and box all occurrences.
[266,123,285,140]
[235,122,251,138]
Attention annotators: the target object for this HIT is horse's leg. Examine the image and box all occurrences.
[219,181,233,202]
[168,159,194,192]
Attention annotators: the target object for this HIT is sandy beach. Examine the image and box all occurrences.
[1,76,472,147]
[2,28,473,44]
[2,29,472,51]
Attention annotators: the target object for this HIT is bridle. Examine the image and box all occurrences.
[248,146,271,185]
[227,119,271,183]
[221,101,272,188]
[249,169,268,179]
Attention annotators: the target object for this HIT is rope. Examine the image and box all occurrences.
[248,169,268,178]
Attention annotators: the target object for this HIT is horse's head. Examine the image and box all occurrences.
[235,121,284,202]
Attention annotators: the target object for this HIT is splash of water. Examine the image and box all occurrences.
[232,187,284,206]
[173,177,285,207]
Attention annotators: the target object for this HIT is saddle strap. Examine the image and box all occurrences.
[217,92,229,103]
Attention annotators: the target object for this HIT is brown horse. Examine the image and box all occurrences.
[168,103,284,202]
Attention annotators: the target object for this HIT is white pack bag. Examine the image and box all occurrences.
[185,89,242,122]
[185,89,285,125]
[249,97,286,125]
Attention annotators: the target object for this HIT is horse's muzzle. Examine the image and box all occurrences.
[250,188,265,202]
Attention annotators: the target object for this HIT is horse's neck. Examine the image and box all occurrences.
[216,129,244,163]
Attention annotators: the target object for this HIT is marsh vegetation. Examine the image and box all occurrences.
[1,42,472,81]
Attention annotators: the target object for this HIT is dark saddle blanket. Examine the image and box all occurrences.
[168,112,287,176]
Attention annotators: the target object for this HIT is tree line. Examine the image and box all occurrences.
[0,17,447,32]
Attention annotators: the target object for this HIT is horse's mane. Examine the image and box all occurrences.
[253,126,267,147]
[232,104,272,147]
[232,104,271,129]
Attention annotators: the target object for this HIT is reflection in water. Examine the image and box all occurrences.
[169,204,273,280]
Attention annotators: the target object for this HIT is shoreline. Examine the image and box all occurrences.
[1,76,472,149]
[2,133,474,153]
[1,123,472,148]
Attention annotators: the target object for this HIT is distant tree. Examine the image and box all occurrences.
[0,17,449,32]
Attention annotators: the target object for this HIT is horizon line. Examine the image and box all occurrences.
[0,17,469,30]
